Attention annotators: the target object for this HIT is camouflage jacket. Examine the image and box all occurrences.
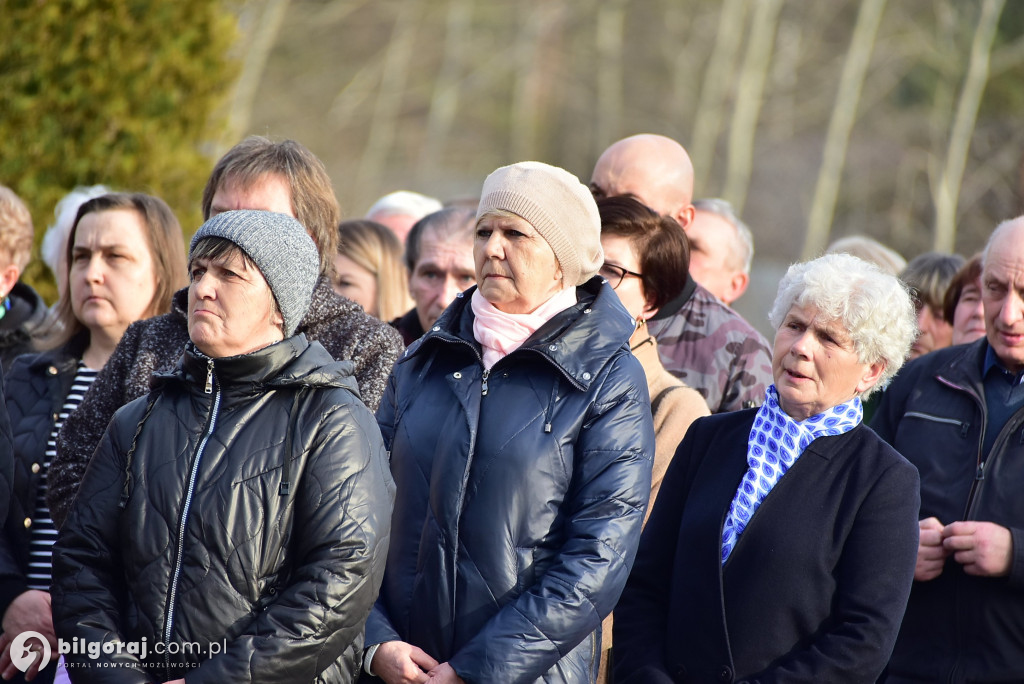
[646,278,772,413]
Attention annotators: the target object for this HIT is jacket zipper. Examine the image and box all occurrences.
[903,411,970,436]
[163,359,221,677]
[481,368,490,396]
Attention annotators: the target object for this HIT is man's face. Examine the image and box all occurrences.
[684,210,746,305]
[209,174,294,218]
[983,236,1024,372]
[409,229,476,331]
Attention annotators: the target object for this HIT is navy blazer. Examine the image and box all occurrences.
[614,409,920,684]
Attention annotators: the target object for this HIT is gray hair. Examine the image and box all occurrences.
[768,253,916,396]
[404,206,476,272]
[692,197,754,275]
[42,185,111,276]
[366,190,443,222]
[982,216,1024,269]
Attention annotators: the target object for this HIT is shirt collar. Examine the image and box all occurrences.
[983,344,1024,385]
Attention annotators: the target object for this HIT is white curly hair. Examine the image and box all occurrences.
[768,252,917,396]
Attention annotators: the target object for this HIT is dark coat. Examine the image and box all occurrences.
[0,282,49,372]
[0,336,84,613]
[614,409,920,684]
[389,308,424,346]
[52,335,395,683]
[872,339,1024,683]
[366,278,656,684]
[48,278,404,529]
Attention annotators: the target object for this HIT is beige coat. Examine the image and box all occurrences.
[599,328,710,682]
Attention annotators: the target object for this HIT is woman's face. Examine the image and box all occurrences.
[952,278,986,346]
[332,252,378,317]
[474,213,563,314]
[188,249,284,358]
[772,303,883,421]
[70,208,157,344]
[910,303,954,359]
[600,234,648,322]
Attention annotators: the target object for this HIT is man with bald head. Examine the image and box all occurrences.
[873,217,1024,682]
[590,135,771,413]
[590,134,696,228]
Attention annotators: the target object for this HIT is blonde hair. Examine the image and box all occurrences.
[337,220,411,322]
[0,186,34,271]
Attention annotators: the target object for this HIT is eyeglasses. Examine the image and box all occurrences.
[599,262,643,290]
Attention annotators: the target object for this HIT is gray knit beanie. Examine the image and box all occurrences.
[190,210,319,337]
[476,161,603,286]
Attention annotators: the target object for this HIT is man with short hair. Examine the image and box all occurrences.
[590,135,772,413]
[0,186,48,371]
[686,198,752,306]
[872,216,1024,683]
[391,207,477,345]
[48,136,405,529]
[366,190,444,243]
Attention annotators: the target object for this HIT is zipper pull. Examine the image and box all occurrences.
[481,368,490,396]
[976,462,986,481]
[961,422,970,438]
[204,359,214,394]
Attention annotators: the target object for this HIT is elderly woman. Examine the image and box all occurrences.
[614,253,921,684]
[364,162,656,684]
[52,210,394,683]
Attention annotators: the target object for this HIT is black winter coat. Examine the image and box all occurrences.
[614,410,920,684]
[52,336,395,684]
[0,336,84,616]
[366,278,656,684]
[872,339,1024,683]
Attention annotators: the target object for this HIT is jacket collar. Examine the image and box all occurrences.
[650,273,698,321]
[933,337,989,398]
[409,276,635,391]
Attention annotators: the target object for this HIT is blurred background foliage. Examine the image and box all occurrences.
[4,0,1024,309]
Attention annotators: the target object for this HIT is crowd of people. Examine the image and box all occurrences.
[0,131,1017,684]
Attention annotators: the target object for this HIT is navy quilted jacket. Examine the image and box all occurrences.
[53,335,395,683]
[366,277,656,684]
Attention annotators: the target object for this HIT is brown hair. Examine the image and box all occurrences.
[942,253,983,323]
[901,251,966,319]
[201,136,340,276]
[337,220,411,322]
[0,186,34,271]
[41,193,187,350]
[597,196,689,311]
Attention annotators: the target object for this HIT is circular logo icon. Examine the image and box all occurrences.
[10,631,51,673]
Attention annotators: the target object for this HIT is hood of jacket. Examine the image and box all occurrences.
[409,275,635,390]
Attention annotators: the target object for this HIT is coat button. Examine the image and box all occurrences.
[432,326,441,331]
[31,463,40,474]
[718,665,733,682]
[23,518,32,529]
[583,308,592,314]
[47,366,58,376]
[453,372,462,379]
[548,344,558,351]
[582,372,592,380]
[456,292,464,298]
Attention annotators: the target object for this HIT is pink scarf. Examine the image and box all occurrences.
[472,288,578,369]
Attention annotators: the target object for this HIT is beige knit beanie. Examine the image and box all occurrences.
[476,161,603,287]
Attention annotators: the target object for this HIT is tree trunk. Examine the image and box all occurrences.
[690,0,748,196]
[802,0,888,260]
[723,0,784,214]
[932,0,1005,253]
[594,0,626,152]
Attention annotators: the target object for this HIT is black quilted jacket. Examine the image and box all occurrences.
[52,335,395,683]
[366,278,656,683]
[0,335,83,617]
[49,278,404,529]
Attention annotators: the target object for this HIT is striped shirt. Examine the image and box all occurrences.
[28,362,97,591]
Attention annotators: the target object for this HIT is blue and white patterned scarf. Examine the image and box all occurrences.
[720,385,863,563]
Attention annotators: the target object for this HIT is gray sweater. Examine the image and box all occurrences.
[48,278,403,528]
